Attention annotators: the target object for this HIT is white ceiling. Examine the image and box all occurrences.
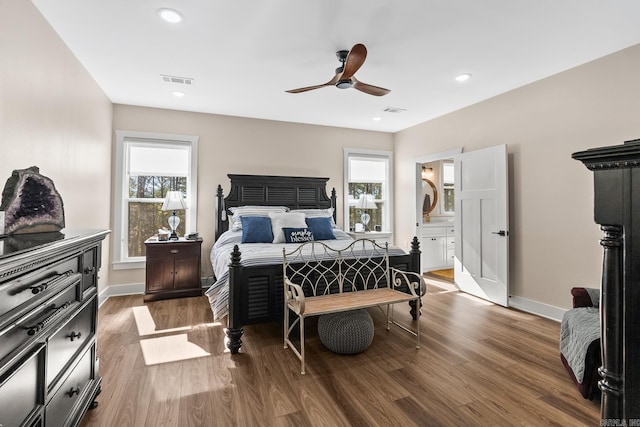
[32,0,640,133]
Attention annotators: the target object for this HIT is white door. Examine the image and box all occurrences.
[454,144,509,306]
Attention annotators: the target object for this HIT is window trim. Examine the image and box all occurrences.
[343,148,393,234]
[113,130,199,270]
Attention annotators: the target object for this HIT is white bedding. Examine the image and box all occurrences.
[204,229,407,321]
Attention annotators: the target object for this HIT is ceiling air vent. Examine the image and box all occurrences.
[161,74,194,85]
[383,107,407,113]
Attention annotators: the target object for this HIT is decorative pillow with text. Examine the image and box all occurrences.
[283,227,315,243]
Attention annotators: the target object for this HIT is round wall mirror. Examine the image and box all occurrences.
[422,178,438,216]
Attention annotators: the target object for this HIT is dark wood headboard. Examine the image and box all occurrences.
[215,174,337,240]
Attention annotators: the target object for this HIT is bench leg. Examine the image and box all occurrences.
[284,304,289,349]
[416,301,421,349]
[300,316,306,375]
[386,305,391,331]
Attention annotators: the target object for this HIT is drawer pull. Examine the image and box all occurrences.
[67,387,80,398]
[26,301,72,336]
[67,331,82,341]
[84,266,95,274]
[29,270,74,294]
[170,249,179,254]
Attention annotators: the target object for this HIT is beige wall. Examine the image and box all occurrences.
[395,44,640,310]
[8,0,640,313]
[0,0,113,289]
[111,105,393,285]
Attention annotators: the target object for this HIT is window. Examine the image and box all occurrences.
[442,161,455,214]
[344,149,392,233]
[114,131,198,269]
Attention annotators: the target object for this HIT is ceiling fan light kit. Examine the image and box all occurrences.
[286,43,390,96]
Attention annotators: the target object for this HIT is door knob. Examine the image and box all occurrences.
[491,230,508,236]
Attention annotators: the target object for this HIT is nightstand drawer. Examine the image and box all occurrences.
[146,242,200,258]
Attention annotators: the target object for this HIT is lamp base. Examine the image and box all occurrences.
[168,211,181,240]
[360,212,371,232]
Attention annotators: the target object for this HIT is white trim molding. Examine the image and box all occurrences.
[508,295,566,322]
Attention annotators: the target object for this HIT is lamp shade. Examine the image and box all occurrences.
[355,194,377,210]
[161,191,187,211]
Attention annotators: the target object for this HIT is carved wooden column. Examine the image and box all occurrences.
[573,139,640,424]
[226,245,244,354]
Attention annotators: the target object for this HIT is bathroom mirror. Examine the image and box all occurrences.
[422,178,438,216]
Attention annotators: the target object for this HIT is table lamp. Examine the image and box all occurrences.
[355,194,377,232]
[161,191,187,240]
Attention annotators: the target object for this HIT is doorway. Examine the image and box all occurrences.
[413,149,461,280]
[414,145,510,307]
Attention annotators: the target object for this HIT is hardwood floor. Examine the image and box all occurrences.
[80,281,599,426]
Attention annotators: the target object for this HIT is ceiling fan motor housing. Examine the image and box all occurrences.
[336,79,353,89]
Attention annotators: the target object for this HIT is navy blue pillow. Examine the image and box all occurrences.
[283,227,315,243]
[240,216,273,243]
[305,217,336,240]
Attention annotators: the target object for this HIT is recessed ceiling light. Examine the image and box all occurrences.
[158,8,183,23]
[172,91,185,97]
[372,117,382,121]
[455,73,472,82]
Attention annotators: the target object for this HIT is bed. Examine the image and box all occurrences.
[205,174,422,353]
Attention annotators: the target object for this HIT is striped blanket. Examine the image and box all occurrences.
[204,229,407,321]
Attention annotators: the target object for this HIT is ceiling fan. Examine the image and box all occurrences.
[285,43,390,96]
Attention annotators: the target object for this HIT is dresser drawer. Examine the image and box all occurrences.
[47,297,96,389]
[81,246,100,296]
[45,347,93,427]
[421,227,446,237]
[446,236,455,248]
[0,345,44,427]
[0,282,79,366]
[0,257,79,321]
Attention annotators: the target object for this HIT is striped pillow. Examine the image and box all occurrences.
[229,206,289,231]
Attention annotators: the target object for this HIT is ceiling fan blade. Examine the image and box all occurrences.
[285,73,341,93]
[341,43,367,80]
[352,77,390,96]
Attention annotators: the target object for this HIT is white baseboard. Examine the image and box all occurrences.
[98,277,213,307]
[509,295,566,322]
[97,283,144,307]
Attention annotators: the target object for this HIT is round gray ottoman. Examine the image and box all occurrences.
[317,309,374,354]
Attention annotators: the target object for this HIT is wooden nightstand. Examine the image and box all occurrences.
[144,237,202,302]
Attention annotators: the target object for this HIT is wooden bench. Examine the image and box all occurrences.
[282,239,425,374]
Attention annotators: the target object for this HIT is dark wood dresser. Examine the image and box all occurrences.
[144,237,202,302]
[0,229,108,427]
[573,140,640,423]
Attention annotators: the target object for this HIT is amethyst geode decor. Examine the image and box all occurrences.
[0,166,65,234]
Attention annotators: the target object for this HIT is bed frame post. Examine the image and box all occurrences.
[409,236,422,320]
[331,188,337,223]
[216,185,225,241]
[227,245,244,353]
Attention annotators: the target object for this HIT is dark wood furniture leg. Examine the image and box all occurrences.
[226,245,243,353]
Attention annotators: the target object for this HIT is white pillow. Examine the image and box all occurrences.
[229,205,289,231]
[290,208,338,228]
[269,212,307,243]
